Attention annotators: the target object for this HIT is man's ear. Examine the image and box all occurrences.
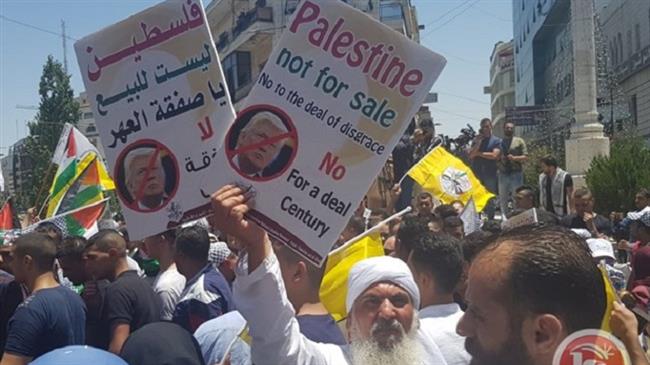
[295,261,307,283]
[108,247,120,258]
[523,314,564,358]
[23,254,33,268]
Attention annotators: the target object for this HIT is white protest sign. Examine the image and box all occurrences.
[502,208,539,231]
[74,0,235,240]
[208,0,446,265]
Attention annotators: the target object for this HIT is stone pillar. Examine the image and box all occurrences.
[565,0,610,188]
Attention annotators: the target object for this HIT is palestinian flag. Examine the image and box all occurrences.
[47,124,114,217]
[28,198,108,238]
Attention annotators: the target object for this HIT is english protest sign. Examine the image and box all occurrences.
[210,0,446,265]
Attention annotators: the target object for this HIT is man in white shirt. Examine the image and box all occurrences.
[209,185,448,365]
[408,233,470,365]
[143,229,185,320]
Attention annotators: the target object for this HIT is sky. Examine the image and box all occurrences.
[0,0,514,153]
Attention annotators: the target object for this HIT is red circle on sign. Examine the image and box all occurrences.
[225,104,298,182]
[114,139,180,213]
[553,329,630,365]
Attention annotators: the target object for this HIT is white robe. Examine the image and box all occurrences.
[233,253,450,365]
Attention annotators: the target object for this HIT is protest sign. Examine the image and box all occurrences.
[209,0,446,265]
[74,0,235,240]
[502,208,539,231]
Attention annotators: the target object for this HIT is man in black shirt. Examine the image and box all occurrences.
[84,230,161,354]
[539,156,574,217]
[1,233,86,364]
[561,188,612,237]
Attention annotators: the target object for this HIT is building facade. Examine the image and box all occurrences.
[485,40,515,138]
[0,138,30,199]
[513,0,647,142]
[599,0,650,141]
[76,92,105,157]
[206,0,421,109]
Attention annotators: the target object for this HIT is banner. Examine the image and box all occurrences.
[407,146,495,213]
[74,0,235,240]
[207,0,445,265]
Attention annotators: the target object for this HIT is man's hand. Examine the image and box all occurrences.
[610,302,650,365]
[583,212,596,228]
[210,185,271,273]
[390,184,401,199]
[618,240,632,251]
[610,302,638,343]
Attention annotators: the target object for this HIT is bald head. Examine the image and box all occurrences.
[471,226,605,333]
[13,233,57,272]
[274,243,324,290]
[87,229,127,255]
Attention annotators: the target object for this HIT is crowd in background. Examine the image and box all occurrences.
[0,117,649,365]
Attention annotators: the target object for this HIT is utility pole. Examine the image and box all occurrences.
[61,19,68,74]
[564,0,609,187]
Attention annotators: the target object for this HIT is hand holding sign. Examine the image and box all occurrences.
[210,185,271,272]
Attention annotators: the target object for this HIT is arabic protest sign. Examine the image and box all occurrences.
[208,0,446,265]
[75,0,235,240]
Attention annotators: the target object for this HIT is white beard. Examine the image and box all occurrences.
[349,315,423,365]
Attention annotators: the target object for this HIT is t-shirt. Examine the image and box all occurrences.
[498,137,527,173]
[392,135,414,181]
[4,286,86,359]
[152,265,186,321]
[296,314,347,345]
[101,270,161,340]
[544,173,574,215]
[471,135,502,181]
[561,213,612,236]
[0,281,25,352]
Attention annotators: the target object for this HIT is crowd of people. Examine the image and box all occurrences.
[0,116,650,365]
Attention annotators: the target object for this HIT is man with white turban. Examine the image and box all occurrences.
[209,185,448,365]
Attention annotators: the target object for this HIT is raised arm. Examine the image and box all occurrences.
[210,185,343,365]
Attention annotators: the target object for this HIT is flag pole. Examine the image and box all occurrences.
[33,163,56,218]
[330,206,412,255]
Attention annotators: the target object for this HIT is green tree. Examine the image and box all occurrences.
[19,56,80,212]
[586,138,650,214]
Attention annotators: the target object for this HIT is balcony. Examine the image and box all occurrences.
[215,4,273,55]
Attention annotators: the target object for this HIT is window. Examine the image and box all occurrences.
[83,112,93,119]
[630,94,638,126]
[618,33,623,61]
[636,24,641,52]
[628,30,633,58]
[222,51,252,98]
[86,125,96,133]
[380,3,402,22]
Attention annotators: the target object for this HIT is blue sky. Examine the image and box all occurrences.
[0,0,513,153]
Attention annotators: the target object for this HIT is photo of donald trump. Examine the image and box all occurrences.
[122,147,172,211]
[229,109,296,180]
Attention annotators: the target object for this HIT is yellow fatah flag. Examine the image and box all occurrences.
[599,264,617,332]
[319,231,384,321]
[407,146,495,212]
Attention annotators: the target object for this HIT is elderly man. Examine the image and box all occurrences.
[124,148,167,210]
[210,185,448,365]
[235,111,290,178]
